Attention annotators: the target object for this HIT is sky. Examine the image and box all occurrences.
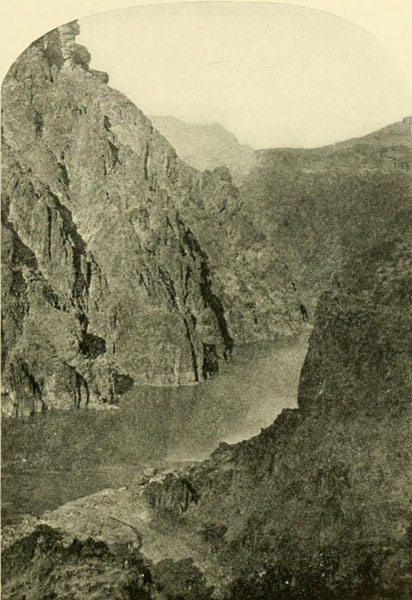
[73,3,410,148]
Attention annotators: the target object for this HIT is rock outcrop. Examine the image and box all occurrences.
[143,471,199,514]
[2,524,152,599]
[1,22,304,415]
[1,22,231,414]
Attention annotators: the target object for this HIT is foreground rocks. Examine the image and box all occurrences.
[1,472,225,600]
[187,231,412,599]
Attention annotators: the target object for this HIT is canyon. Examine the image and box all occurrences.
[1,19,412,600]
[3,220,411,599]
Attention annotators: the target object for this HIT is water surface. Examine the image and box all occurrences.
[2,336,309,525]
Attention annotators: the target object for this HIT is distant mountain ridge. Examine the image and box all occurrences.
[332,115,412,149]
[150,116,256,184]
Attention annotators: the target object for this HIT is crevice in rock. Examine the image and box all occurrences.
[183,317,199,382]
[74,370,89,407]
[199,261,234,359]
[300,302,309,322]
[3,211,38,271]
[183,265,191,303]
[202,343,219,379]
[86,260,92,287]
[33,110,43,137]
[179,218,234,358]
[108,140,120,168]
[57,161,70,187]
[79,332,106,359]
[139,273,149,292]
[143,143,150,181]
[46,205,52,259]
[44,190,89,302]
[9,360,44,416]
[42,285,62,310]
[158,267,178,309]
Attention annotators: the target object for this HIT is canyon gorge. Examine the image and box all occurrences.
[1,19,412,600]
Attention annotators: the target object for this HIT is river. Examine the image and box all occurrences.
[2,335,309,525]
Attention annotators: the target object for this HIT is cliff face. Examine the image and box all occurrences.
[1,24,303,415]
[146,220,411,597]
[1,25,226,415]
[183,229,412,598]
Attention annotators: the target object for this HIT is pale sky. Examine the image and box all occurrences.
[76,3,412,149]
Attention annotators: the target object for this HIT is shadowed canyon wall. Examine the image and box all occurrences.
[239,118,412,320]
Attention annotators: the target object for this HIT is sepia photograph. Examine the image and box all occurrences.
[1,1,412,598]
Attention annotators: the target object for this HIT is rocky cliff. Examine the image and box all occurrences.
[1,22,302,415]
[184,230,412,599]
[3,21,411,597]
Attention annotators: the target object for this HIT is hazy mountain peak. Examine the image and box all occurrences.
[150,115,256,184]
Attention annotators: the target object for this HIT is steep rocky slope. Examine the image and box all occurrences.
[150,116,256,184]
[185,232,412,599]
[3,201,411,598]
[1,22,302,415]
[240,117,412,320]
